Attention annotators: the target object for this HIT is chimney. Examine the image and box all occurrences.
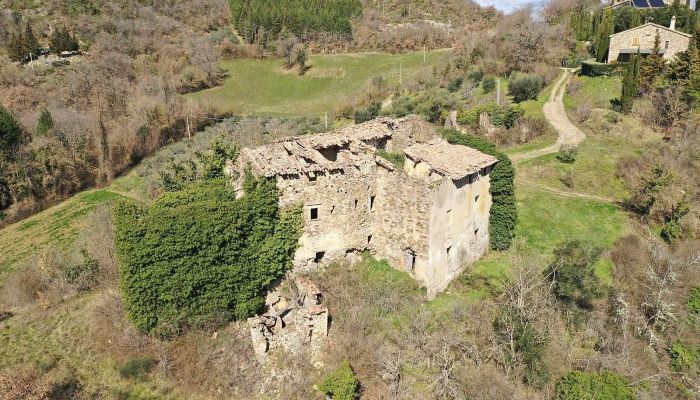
[670,16,676,30]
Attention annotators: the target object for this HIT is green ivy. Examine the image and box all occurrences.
[555,371,636,400]
[441,129,517,250]
[457,102,524,129]
[689,286,700,317]
[114,177,302,337]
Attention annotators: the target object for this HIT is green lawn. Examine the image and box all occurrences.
[564,75,622,112]
[0,190,125,281]
[187,50,448,116]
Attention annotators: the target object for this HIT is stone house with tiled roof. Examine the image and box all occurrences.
[228,116,498,297]
[608,17,692,63]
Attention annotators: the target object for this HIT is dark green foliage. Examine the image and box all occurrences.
[441,130,517,250]
[668,343,699,372]
[49,26,80,55]
[494,307,549,388]
[555,371,636,400]
[546,240,603,310]
[23,22,41,56]
[160,160,198,192]
[0,105,23,156]
[507,73,544,103]
[447,77,464,93]
[457,102,524,129]
[618,51,640,113]
[482,76,496,93]
[660,200,690,243]
[114,178,303,337]
[117,357,157,380]
[318,360,359,400]
[639,33,665,92]
[160,138,239,190]
[569,9,593,41]
[376,150,405,168]
[580,59,619,77]
[354,102,381,124]
[689,286,700,317]
[36,108,54,136]
[556,145,577,164]
[228,0,362,44]
[595,10,614,63]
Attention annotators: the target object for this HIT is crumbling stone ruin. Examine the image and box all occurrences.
[229,115,498,297]
[248,275,329,363]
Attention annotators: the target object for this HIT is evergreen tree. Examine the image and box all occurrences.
[49,26,79,54]
[620,51,641,113]
[23,22,41,56]
[639,33,665,92]
[36,108,54,135]
[595,10,614,63]
[0,105,23,157]
[7,32,25,62]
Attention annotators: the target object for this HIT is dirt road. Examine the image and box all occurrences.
[510,70,586,163]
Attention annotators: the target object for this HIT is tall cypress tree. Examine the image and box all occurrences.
[621,51,641,113]
[596,10,614,63]
[639,33,665,92]
[23,22,41,56]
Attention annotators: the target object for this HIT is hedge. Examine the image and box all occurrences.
[555,371,636,400]
[581,59,620,77]
[441,129,517,250]
[114,176,302,337]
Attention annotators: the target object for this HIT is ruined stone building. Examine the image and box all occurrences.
[608,17,691,63]
[229,116,498,297]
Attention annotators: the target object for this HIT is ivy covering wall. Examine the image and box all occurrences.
[441,129,517,251]
[114,176,302,337]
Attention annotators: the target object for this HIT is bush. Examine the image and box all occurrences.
[556,145,578,164]
[117,357,157,380]
[36,109,54,135]
[508,73,544,103]
[114,177,303,337]
[689,286,700,317]
[354,102,381,124]
[669,343,698,372]
[441,130,517,250]
[447,77,464,93]
[482,76,496,93]
[457,102,523,129]
[0,105,22,155]
[555,371,636,400]
[546,240,603,310]
[318,360,359,400]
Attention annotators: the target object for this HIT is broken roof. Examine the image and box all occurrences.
[404,140,498,181]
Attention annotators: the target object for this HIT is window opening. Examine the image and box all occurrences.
[446,246,452,257]
[310,207,319,220]
[369,195,376,211]
[404,249,416,272]
[314,251,325,263]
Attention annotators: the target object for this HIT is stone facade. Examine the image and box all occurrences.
[608,22,691,63]
[229,116,498,297]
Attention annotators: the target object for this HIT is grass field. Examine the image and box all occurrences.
[0,190,125,281]
[564,75,622,112]
[187,50,449,116]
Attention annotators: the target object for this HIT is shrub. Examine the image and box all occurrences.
[556,145,578,164]
[447,77,464,93]
[482,76,496,93]
[114,177,303,337]
[318,360,359,400]
[118,357,157,380]
[689,286,700,317]
[508,73,544,103]
[36,109,54,135]
[546,240,603,310]
[0,105,22,155]
[441,130,517,250]
[668,343,698,372]
[354,102,381,124]
[63,249,100,292]
[457,102,523,129]
[555,371,636,400]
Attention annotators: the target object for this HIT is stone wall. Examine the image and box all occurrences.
[608,25,690,63]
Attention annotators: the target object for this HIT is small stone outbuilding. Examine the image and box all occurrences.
[229,116,498,297]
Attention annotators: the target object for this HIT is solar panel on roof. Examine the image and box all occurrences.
[648,0,665,7]
[633,0,651,7]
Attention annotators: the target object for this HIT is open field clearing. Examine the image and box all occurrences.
[187,50,448,116]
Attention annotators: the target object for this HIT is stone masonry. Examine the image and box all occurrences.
[229,116,498,298]
[608,19,691,63]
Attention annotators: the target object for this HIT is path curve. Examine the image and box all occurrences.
[511,69,586,163]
